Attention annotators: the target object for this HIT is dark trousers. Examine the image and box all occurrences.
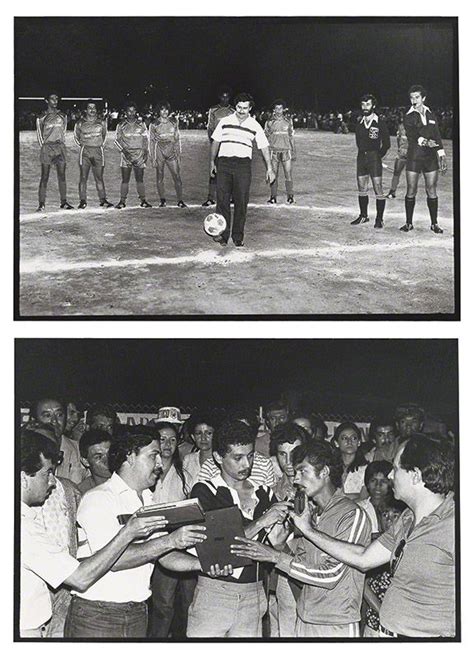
[216,157,252,241]
[148,563,197,638]
[64,596,148,638]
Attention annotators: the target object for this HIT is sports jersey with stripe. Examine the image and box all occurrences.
[73,118,107,147]
[264,116,294,151]
[404,105,445,159]
[355,114,391,156]
[275,490,371,625]
[114,119,148,152]
[207,104,235,139]
[36,111,67,146]
[197,451,276,488]
[211,113,269,159]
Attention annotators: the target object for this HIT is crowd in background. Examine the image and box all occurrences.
[18,105,454,139]
[19,396,455,639]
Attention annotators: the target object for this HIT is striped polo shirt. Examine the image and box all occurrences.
[211,113,269,159]
[197,451,276,488]
[276,490,371,625]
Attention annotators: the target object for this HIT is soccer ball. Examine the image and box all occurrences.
[203,213,227,237]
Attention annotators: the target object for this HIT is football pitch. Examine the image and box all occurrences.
[18,130,455,316]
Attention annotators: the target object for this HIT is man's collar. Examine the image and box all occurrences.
[211,472,257,493]
[21,501,37,520]
[109,471,137,495]
[407,104,431,115]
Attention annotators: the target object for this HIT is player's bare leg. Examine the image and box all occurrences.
[424,170,443,233]
[401,171,419,231]
[156,161,167,206]
[387,157,406,198]
[116,166,131,208]
[167,159,186,207]
[78,162,91,208]
[352,175,370,224]
[92,165,113,208]
[133,166,151,207]
[56,162,72,209]
[268,157,279,203]
[371,176,385,228]
[282,159,294,203]
[37,164,50,211]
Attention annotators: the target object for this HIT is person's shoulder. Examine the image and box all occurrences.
[58,110,68,119]
[79,478,114,506]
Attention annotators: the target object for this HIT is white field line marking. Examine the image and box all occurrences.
[21,241,449,275]
[19,203,412,223]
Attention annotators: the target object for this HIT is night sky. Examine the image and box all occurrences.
[15,340,458,419]
[15,18,456,111]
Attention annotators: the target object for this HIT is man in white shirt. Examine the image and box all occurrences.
[66,429,208,638]
[20,432,169,638]
[209,92,275,246]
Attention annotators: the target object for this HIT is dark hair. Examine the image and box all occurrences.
[399,433,455,494]
[227,405,259,434]
[292,440,343,489]
[32,398,64,419]
[369,416,396,443]
[271,98,287,110]
[21,429,60,476]
[86,404,117,426]
[312,416,329,439]
[364,459,393,489]
[124,100,138,111]
[156,100,171,112]
[383,494,407,515]
[234,92,254,109]
[394,402,425,423]
[155,423,189,497]
[409,85,427,98]
[360,94,377,107]
[86,99,97,107]
[79,429,112,459]
[214,419,256,457]
[45,91,60,101]
[333,422,367,472]
[108,431,156,473]
[189,412,217,434]
[218,85,232,97]
[269,422,308,457]
[265,399,289,416]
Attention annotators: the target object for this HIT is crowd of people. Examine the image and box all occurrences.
[18,105,454,139]
[19,396,456,639]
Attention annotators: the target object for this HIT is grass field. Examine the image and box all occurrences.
[18,130,455,316]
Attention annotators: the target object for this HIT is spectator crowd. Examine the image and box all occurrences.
[19,397,456,638]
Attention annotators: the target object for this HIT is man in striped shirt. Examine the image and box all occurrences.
[231,441,371,637]
[209,93,275,246]
[36,92,73,212]
[197,449,276,487]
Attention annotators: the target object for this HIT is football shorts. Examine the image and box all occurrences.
[357,151,383,178]
[406,152,439,174]
[79,145,105,167]
[40,142,67,166]
[120,148,147,169]
[154,142,179,164]
[270,149,292,166]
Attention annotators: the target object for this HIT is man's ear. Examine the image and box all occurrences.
[213,450,223,466]
[80,456,90,470]
[412,467,424,486]
[20,471,29,491]
[320,464,330,480]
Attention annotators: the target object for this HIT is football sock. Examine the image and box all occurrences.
[95,180,106,201]
[136,181,146,201]
[39,184,47,205]
[405,196,416,224]
[427,197,438,224]
[58,180,67,204]
[358,195,369,216]
[376,198,386,220]
[174,179,183,201]
[120,182,129,202]
[285,180,294,196]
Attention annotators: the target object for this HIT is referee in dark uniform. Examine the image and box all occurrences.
[209,93,275,247]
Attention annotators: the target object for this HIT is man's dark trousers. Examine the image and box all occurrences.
[216,156,252,242]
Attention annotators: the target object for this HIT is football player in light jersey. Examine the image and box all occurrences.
[149,102,187,208]
[265,100,296,204]
[202,87,234,207]
[36,92,73,211]
[73,100,113,209]
[114,101,152,209]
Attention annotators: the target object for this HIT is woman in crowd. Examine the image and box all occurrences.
[149,423,193,638]
[332,421,368,500]
[182,413,216,487]
[357,460,393,536]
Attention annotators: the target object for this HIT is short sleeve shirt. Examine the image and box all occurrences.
[211,113,269,159]
[378,492,455,637]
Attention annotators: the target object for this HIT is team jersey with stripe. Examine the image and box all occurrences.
[207,104,235,139]
[197,451,276,488]
[211,113,269,159]
[404,104,445,159]
[264,115,294,151]
[114,119,148,152]
[36,110,67,146]
[276,490,371,625]
[73,118,107,147]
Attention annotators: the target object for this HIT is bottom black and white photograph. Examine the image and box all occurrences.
[14,338,459,641]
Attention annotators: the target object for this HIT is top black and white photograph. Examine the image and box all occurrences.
[15,16,459,319]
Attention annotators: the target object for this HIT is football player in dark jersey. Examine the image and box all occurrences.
[401,85,447,234]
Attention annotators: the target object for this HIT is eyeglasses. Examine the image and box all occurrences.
[390,538,406,577]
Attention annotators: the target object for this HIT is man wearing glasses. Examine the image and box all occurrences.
[234,433,455,638]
